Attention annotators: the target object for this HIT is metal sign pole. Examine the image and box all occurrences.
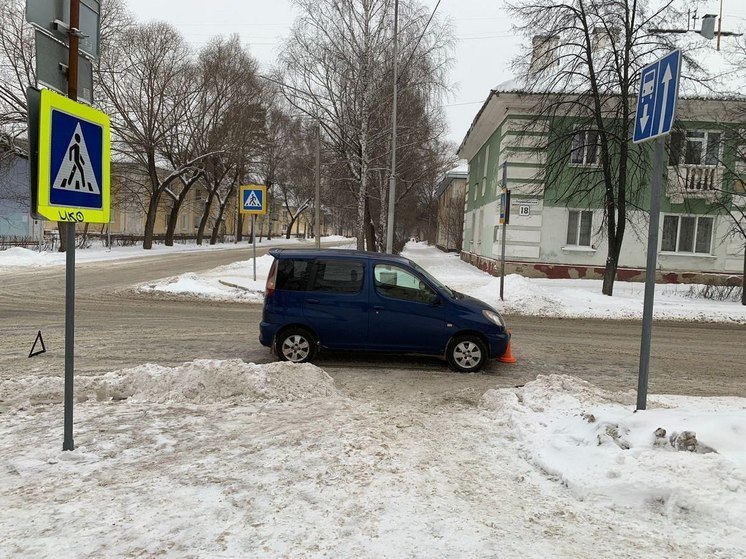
[500,221,507,301]
[499,162,509,301]
[252,214,257,282]
[633,49,681,411]
[315,121,321,249]
[63,0,80,452]
[637,137,665,410]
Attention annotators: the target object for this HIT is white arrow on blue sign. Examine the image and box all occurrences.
[633,49,682,143]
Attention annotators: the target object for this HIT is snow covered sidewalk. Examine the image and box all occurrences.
[135,241,746,324]
[2,362,745,558]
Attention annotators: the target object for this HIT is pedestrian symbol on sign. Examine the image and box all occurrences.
[244,190,261,209]
[239,184,267,215]
[52,124,100,194]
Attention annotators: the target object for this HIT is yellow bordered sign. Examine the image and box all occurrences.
[239,184,267,215]
[35,89,110,223]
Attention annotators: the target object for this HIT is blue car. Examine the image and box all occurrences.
[260,249,511,372]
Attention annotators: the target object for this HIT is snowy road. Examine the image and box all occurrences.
[2,246,745,557]
[1,246,744,397]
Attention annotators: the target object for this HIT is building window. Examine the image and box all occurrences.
[661,215,713,254]
[570,129,599,165]
[482,145,490,197]
[566,210,593,246]
[669,130,721,166]
[473,184,478,200]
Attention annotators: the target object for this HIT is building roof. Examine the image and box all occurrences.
[458,35,746,161]
[435,163,468,198]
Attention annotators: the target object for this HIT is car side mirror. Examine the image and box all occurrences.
[429,294,441,306]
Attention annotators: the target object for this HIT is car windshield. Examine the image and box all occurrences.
[408,261,455,298]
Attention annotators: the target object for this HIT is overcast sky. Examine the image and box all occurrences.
[123,0,521,148]
[124,0,746,149]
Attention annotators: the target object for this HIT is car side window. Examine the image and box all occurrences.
[276,259,312,291]
[309,260,364,293]
[374,264,437,304]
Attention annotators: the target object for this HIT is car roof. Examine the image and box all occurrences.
[268,248,414,266]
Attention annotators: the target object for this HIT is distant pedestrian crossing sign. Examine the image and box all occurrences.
[35,89,110,223]
[239,184,267,215]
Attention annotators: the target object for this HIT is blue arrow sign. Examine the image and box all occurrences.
[633,50,682,143]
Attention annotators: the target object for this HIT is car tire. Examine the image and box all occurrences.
[276,328,317,363]
[447,335,487,373]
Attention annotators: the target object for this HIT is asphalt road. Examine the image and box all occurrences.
[2,245,745,405]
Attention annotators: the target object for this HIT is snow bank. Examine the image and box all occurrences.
[137,255,275,302]
[403,242,746,324]
[1,359,339,409]
[0,247,58,267]
[481,374,746,543]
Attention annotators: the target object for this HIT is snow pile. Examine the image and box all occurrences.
[0,247,57,267]
[481,375,746,543]
[2,359,338,409]
[472,273,562,316]
[137,256,275,302]
[402,242,746,324]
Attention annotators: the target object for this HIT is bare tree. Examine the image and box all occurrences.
[506,0,707,295]
[276,0,452,251]
[185,36,264,245]
[97,21,218,249]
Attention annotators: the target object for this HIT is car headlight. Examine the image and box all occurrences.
[482,309,506,328]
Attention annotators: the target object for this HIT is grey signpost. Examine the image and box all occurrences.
[27,0,101,450]
[499,161,510,301]
[632,49,682,411]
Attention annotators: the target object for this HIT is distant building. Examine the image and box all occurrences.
[435,164,467,252]
[0,154,44,241]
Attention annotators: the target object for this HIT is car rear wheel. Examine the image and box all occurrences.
[276,328,316,363]
[447,335,487,372]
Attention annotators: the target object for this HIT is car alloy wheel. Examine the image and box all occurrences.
[447,335,487,372]
[277,328,316,363]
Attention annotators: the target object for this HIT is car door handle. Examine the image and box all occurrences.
[372,305,384,310]
[307,299,320,304]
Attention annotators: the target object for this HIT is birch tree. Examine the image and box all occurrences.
[276,0,451,251]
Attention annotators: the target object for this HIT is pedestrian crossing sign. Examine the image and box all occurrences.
[239,184,267,215]
[35,89,110,223]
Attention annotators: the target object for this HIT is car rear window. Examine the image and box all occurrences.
[276,259,312,291]
[310,260,364,293]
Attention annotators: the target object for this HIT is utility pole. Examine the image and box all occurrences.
[385,0,399,254]
[315,120,321,249]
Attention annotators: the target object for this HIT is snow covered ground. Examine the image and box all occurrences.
[3,241,745,556]
[2,362,744,558]
[0,236,352,268]
[137,241,746,324]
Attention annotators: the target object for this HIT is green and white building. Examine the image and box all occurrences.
[457,79,746,283]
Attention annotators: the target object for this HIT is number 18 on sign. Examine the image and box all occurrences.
[633,50,681,412]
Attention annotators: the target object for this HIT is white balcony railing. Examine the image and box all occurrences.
[666,165,722,204]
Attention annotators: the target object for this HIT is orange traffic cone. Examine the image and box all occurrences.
[499,329,517,364]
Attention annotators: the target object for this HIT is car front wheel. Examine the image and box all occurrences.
[447,335,487,372]
[276,328,317,363]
